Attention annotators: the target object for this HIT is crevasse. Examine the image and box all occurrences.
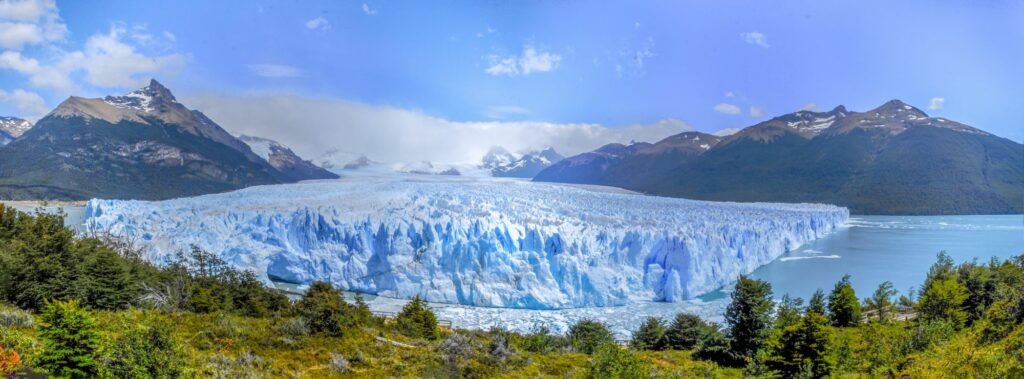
[83,175,849,310]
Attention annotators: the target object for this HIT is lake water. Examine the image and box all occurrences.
[281,214,1024,338]
[742,215,1023,302]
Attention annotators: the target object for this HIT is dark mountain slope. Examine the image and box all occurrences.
[535,100,1023,215]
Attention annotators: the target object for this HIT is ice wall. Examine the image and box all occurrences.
[83,175,848,309]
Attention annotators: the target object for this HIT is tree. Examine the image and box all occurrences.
[351,293,374,326]
[775,294,804,330]
[807,289,827,316]
[76,241,134,310]
[864,281,897,322]
[296,281,347,336]
[827,275,861,327]
[396,295,439,340]
[568,319,615,354]
[767,312,832,378]
[37,300,100,378]
[664,313,712,351]
[725,276,774,362]
[629,317,666,351]
[917,277,968,328]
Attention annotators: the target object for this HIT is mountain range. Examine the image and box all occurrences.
[0,80,335,200]
[481,146,564,178]
[535,100,1023,215]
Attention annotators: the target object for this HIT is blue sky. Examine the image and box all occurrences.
[1,0,1022,160]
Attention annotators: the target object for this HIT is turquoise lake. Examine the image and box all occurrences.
[739,214,1024,302]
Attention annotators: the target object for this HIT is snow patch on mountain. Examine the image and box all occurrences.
[83,174,848,309]
[0,116,32,144]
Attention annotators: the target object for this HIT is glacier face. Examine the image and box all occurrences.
[83,173,848,309]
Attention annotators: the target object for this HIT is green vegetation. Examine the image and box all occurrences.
[0,207,1021,377]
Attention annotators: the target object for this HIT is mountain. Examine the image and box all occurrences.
[481,146,565,178]
[238,135,338,181]
[535,100,1024,215]
[0,80,321,200]
[0,117,32,145]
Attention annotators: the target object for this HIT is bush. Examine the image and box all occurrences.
[917,277,968,328]
[664,313,710,350]
[37,300,100,378]
[296,281,347,336]
[0,307,33,328]
[103,317,184,378]
[329,352,349,374]
[585,344,649,379]
[273,317,310,337]
[630,316,666,351]
[396,295,439,340]
[568,319,615,354]
[521,326,566,353]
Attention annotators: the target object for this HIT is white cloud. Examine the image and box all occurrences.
[749,106,764,117]
[246,63,301,78]
[361,3,377,15]
[182,93,693,164]
[740,31,770,48]
[481,105,530,120]
[0,0,66,50]
[163,31,176,42]
[713,127,742,137]
[304,16,329,31]
[476,27,496,38]
[0,88,47,118]
[0,24,187,92]
[928,97,944,110]
[485,46,561,76]
[713,103,741,115]
[800,103,819,111]
[724,91,735,98]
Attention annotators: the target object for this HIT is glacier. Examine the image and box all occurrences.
[83,173,848,310]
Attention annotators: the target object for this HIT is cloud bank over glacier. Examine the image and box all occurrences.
[182,93,692,163]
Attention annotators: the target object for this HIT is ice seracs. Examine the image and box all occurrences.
[84,174,848,310]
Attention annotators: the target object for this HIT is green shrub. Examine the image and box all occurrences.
[568,319,615,354]
[37,300,100,378]
[395,295,439,340]
[103,317,184,379]
[917,277,968,328]
[585,344,649,379]
[630,316,666,351]
[521,326,566,353]
[296,281,347,336]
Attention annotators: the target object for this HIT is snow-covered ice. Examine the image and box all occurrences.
[83,172,848,310]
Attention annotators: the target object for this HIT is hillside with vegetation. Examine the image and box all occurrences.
[0,206,1020,377]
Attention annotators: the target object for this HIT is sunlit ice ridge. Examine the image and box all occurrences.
[82,174,848,310]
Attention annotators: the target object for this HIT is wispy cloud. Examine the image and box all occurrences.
[304,16,329,31]
[485,46,561,76]
[482,105,530,120]
[183,93,693,164]
[928,97,945,110]
[0,24,188,92]
[713,128,742,137]
[800,103,819,111]
[749,106,764,117]
[740,31,770,48]
[246,64,301,78]
[713,103,742,115]
[0,88,47,119]
[0,0,67,50]
[361,3,377,16]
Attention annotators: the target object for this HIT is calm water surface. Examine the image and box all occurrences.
[741,215,1024,301]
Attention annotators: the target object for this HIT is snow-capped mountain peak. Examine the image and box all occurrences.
[0,116,32,145]
[102,79,177,113]
[481,146,517,169]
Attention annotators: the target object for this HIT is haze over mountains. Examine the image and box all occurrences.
[535,100,1024,215]
[0,80,335,200]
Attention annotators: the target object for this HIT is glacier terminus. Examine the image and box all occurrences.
[83,173,849,310]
